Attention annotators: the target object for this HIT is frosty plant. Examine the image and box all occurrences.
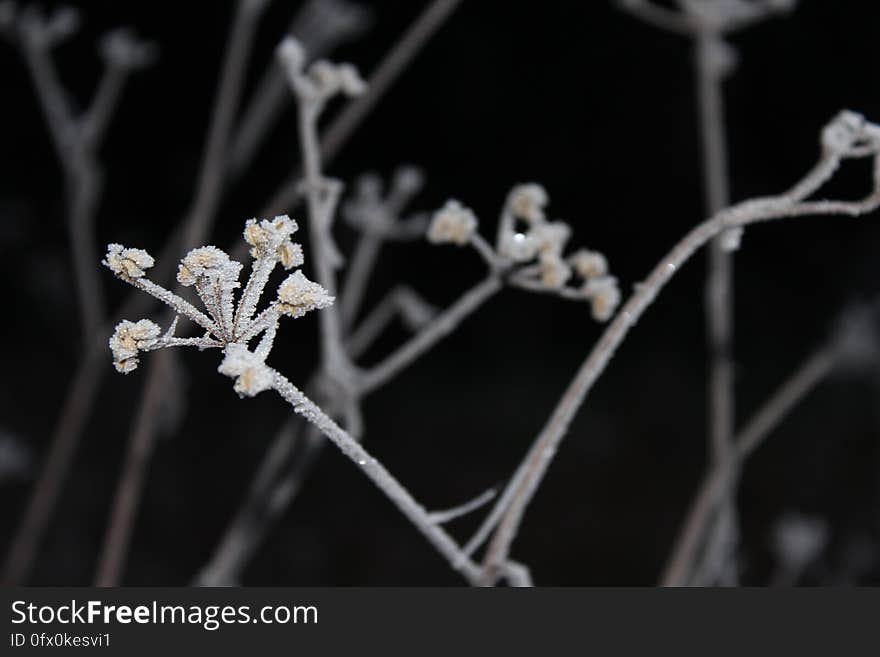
[102,216,488,577]
[103,196,620,585]
[184,35,622,586]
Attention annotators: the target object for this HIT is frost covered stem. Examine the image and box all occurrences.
[268,368,482,583]
[660,346,836,586]
[196,274,498,584]
[478,148,880,583]
[359,275,503,393]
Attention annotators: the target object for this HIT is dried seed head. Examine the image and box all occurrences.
[336,62,367,96]
[244,215,301,268]
[218,344,273,397]
[507,183,548,224]
[582,276,621,322]
[568,249,608,280]
[308,59,340,95]
[277,270,335,318]
[278,241,305,269]
[103,243,155,280]
[821,110,871,156]
[539,254,572,289]
[100,27,156,70]
[109,319,161,373]
[277,36,306,74]
[427,200,478,246]
[532,221,571,256]
[178,246,238,286]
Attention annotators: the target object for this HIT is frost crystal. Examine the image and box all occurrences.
[103,244,154,280]
[277,270,335,318]
[243,215,302,268]
[109,319,161,373]
[427,200,478,246]
[177,246,240,286]
[218,344,273,398]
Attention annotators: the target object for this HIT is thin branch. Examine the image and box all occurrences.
[428,488,497,525]
[345,286,437,359]
[359,276,503,394]
[615,0,695,35]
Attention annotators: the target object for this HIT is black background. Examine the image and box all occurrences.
[2,0,880,585]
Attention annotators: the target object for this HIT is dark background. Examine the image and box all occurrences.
[2,0,880,585]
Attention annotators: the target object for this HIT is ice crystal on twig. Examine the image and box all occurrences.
[103,216,332,397]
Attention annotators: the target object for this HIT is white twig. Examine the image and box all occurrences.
[428,488,497,525]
